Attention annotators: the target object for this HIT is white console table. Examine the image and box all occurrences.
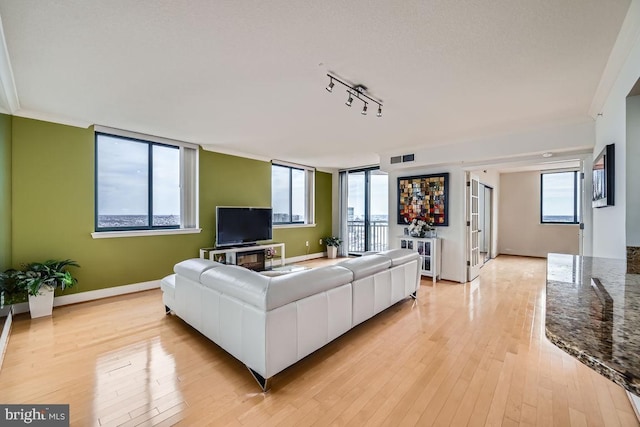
[199,243,286,268]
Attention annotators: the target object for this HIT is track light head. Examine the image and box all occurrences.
[346,92,353,107]
[361,103,368,115]
[377,105,382,117]
[326,78,334,93]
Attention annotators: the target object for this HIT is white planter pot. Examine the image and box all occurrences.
[28,286,55,318]
[327,246,338,259]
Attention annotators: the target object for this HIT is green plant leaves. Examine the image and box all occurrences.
[12,259,80,297]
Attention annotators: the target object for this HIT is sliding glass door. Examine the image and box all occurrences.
[345,167,388,255]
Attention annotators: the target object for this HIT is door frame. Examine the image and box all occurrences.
[466,172,482,281]
[480,183,494,265]
[345,166,385,255]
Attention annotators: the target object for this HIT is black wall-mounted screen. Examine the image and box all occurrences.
[216,207,273,247]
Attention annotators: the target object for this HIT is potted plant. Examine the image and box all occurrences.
[14,259,79,318]
[0,269,25,315]
[323,237,342,259]
[406,217,435,238]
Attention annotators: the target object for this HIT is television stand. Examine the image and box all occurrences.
[199,243,286,269]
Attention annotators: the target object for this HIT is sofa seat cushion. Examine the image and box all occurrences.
[266,265,353,310]
[338,255,391,280]
[174,258,222,282]
[160,274,176,300]
[201,265,270,310]
[377,249,420,267]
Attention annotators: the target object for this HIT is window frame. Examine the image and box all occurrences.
[540,170,580,225]
[93,127,200,236]
[271,161,315,227]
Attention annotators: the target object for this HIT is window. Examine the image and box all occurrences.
[540,171,580,224]
[272,162,315,225]
[95,127,198,233]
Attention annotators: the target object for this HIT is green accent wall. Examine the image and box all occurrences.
[0,113,11,271]
[200,151,332,255]
[11,116,332,293]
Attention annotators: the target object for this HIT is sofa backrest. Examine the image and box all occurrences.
[376,249,420,267]
[201,264,271,309]
[200,263,354,311]
[266,265,353,310]
[337,255,391,280]
[181,249,419,312]
[174,258,223,282]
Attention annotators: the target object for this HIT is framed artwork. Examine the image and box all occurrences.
[592,143,615,208]
[397,173,449,226]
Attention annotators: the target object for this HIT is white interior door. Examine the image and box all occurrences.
[467,172,481,281]
[578,162,585,256]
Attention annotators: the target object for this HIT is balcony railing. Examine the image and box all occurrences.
[347,220,388,253]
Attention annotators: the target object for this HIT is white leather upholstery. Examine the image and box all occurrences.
[267,265,353,310]
[162,249,420,383]
[337,255,391,280]
[160,274,176,309]
[201,265,270,310]
[174,258,222,281]
[377,248,420,266]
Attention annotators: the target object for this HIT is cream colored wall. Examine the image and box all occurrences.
[498,171,579,258]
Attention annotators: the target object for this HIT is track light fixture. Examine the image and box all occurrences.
[326,73,383,117]
[326,78,334,93]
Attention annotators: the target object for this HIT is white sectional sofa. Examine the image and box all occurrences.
[160,249,420,391]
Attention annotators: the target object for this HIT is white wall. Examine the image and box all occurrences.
[388,165,467,283]
[592,2,640,258]
[498,171,580,258]
[626,96,640,246]
[380,120,594,171]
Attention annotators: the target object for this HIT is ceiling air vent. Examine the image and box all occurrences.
[402,154,415,162]
[390,156,402,164]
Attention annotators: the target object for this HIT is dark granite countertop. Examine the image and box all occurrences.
[546,253,640,395]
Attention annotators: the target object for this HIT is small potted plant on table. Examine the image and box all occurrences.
[15,259,79,318]
[323,237,343,259]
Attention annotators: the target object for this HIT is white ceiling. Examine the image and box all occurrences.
[0,1,631,169]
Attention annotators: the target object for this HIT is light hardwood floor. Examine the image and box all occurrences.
[0,255,637,426]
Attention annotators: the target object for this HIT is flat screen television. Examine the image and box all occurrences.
[216,206,273,247]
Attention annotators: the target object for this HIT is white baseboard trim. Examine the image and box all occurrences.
[628,391,640,422]
[11,280,161,315]
[0,308,13,370]
[286,252,326,264]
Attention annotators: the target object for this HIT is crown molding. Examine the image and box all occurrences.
[13,109,92,128]
[589,1,640,117]
[0,13,19,113]
[200,144,273,162]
